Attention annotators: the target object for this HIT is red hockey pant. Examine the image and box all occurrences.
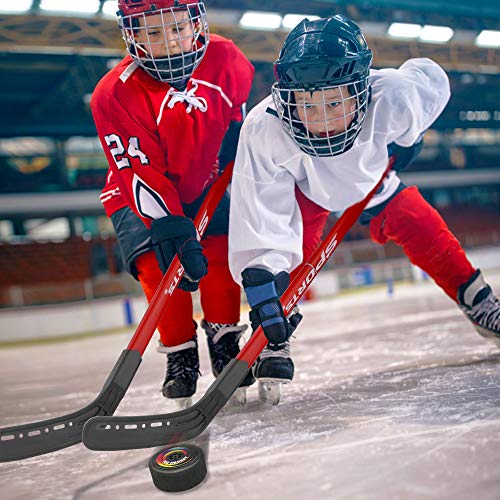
[133,190,329,347]
[135,185,474,347]
[293,186,475,302]
[369,186,475,301]
[292,187,331,275]
[135,234,241,347]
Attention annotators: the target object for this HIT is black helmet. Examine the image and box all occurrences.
[272,15,373,156]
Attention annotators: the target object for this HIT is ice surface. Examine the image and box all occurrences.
[1,272,500,500]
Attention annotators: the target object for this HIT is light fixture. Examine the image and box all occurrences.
[0,0,32,13]
[39,0,101,14]
[101,0,118,17]
[282,14,320,31]
[419,25,454,43]
[387,22,422,39]
[240,11,282,30]
[475,30,500,48]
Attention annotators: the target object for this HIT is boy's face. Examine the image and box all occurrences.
[293,86,357,137]
[134,10,194,59]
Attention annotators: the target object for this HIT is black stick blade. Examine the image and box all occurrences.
[83,359,250,450]
[0,350,141,462]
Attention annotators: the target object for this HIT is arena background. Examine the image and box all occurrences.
[0,0,499,318]
[0,2,499,498]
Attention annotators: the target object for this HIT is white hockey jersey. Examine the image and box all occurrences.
[228,58,451,283]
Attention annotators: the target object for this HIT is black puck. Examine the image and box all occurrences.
[149,443,207,492]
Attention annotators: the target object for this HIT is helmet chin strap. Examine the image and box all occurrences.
[134,43,149,58]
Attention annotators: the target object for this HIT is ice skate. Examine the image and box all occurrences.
[202,320,255,407]
[159,336,200,409]
[254,342,294,405]
[458,270,500,347]
[172,396,193,410]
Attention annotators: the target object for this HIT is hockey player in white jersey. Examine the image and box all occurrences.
[228,15,500,403]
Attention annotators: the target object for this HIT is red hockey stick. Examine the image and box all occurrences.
[0,163,235,462]
[82,158,396,451]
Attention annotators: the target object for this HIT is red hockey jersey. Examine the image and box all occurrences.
[92,34,254,224]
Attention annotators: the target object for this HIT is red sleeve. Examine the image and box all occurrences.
[100,167,127,217]
[225,40,255,122]
[91,83,184,228]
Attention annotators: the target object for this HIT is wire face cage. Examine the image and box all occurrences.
[271,78,369,157]
[118,2,209,85]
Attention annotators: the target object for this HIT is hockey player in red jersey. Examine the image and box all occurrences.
[228,15,500,402]
[92,0,255,406]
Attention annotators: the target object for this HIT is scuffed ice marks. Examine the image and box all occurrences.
[1,274,500,499]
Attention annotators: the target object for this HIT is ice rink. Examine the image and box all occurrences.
[1,271,500,500]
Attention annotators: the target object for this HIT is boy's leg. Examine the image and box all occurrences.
[110,206,198,401]
[135,251,199,400]
[255,188,330,389]
[199,235,254,388]
[135,251,197,346]
[369,185,474,300]
[369,186,499,343]
[199,235,240,325]
[296,187,331,263]
[110,206,197,347]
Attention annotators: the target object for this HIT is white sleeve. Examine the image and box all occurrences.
[228,120,303,285]
[372,58,451,147]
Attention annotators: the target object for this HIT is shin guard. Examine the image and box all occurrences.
[135,251,196,346]
[369,186,475,301]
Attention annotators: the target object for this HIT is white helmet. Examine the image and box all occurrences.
[117,0,209,86]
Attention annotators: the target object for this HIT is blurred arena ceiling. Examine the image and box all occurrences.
[0,0,498,138]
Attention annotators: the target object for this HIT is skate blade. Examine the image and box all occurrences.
[473,325,500,349]
[257,377,292,385]
[173,397,193,410]
[487,337,500,349]
[222,387,247,411]
[231,387,247,406]
[258,380,284,406]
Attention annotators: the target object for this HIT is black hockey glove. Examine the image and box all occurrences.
[242,267,302,349]
[150,215,208,292]
[387,138,423,172]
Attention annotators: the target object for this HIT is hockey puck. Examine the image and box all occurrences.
[149,443,207,492]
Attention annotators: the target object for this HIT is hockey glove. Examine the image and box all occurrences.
[387,138,423,172]
[150,215,208,292]
[242,267,302,349]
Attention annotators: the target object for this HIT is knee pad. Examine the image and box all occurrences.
[369,186,475,301]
